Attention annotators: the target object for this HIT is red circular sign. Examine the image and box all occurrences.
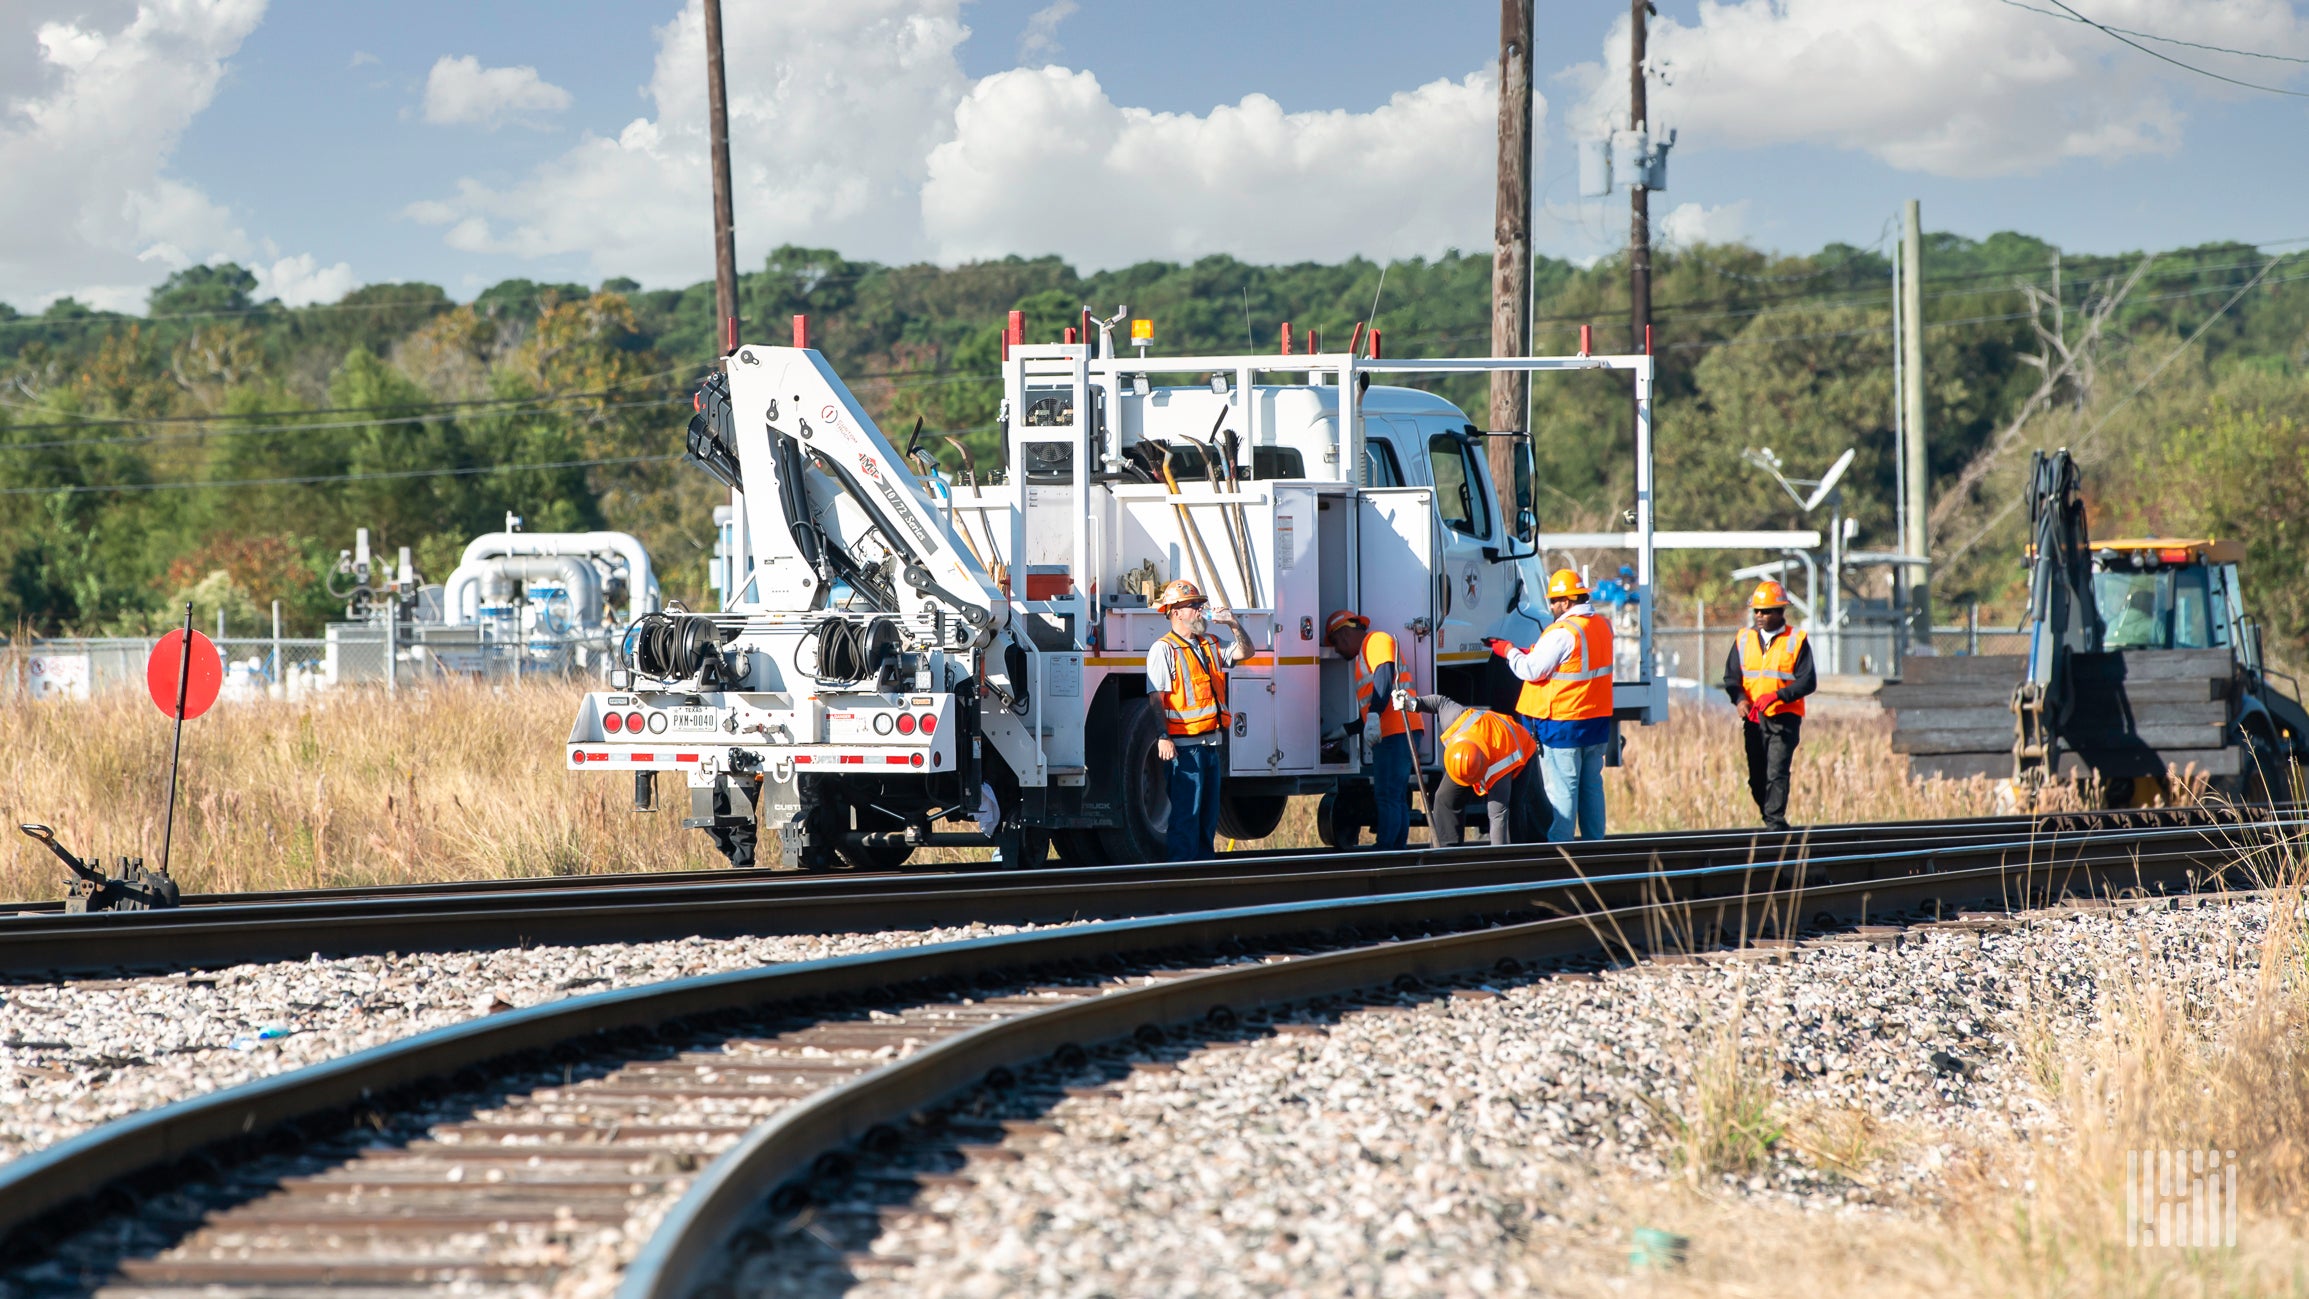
[146,630,224,720]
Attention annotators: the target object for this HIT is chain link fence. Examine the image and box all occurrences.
[3,627,618,701]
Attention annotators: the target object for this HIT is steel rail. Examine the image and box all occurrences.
[0,818,2274,1282]
[0,812,2282,976]
[621,844,2221,1297]
[0,805,2254,914]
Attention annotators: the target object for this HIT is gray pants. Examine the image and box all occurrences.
[1432,774,1513,846]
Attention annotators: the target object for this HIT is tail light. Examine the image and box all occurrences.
[919,712,938,736]
[604,712,624,733]
[2157,547,2193,566]
[910,752,924,767]
[896,713,918,735]
[625,711,645,732]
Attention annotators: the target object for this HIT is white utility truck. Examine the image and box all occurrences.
[567,338,1663,867]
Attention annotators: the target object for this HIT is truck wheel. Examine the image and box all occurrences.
[2242,725,2287,803]
[1317,792,1365,849]
[1217,794,1288,842]
[1053,829,1111,866]
[1096,697,1171,864]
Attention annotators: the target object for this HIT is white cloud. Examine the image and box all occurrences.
[348,49,377,69]
[922,67,1506,269]
[1657,199,1748,247]
[420,54,571,129]
[0,0,268,309]
[1018,0,1076,64]
[252,252,357,306]
[1569,0,2309,178]
[406,0,968,281]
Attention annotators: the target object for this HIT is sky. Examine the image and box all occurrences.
[3,0,2307,311]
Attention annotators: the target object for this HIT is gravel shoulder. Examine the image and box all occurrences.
[0,924,1035,1165]
[839,897,2270,1297]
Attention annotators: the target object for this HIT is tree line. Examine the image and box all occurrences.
[4,235,2305,654]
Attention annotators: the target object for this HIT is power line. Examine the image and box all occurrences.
[2008,0,2309,97]
[1,453,681,498]
[1997,0,2309,65]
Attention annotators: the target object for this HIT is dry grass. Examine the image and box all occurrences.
[3,686,1995,899]
[1555,844,2309,1297]
[0,680,723,899]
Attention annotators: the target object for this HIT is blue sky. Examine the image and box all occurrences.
[5,0,2306,309]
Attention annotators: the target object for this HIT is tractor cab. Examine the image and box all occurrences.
[2090,538,2247,654]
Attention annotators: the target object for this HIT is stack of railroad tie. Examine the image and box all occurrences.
[1883,649,2240,783]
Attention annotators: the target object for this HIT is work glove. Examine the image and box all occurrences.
[1390,686,1417,714]
[1743,700,1764,725]
[1485,638,1516,659]
[1361,710,1383,749]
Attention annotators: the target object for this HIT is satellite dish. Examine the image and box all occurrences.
[1803,448,1857,513]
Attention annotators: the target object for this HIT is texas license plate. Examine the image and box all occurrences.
[668,707,719,733]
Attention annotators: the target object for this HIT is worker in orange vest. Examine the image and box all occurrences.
[1325,610,1423,850]
[1147,579,1258,860]
[1722,580,1816,831]
[1488,568,1612,841]
[1394,691,1536,846]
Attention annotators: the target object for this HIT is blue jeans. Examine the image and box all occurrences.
[1368,731,1412,851]
[1165,741,1226,861]
[1538,741,1608,842]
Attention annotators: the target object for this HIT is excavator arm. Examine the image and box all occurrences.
[2013,448,2102,792]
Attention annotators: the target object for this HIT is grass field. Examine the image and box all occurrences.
[0,683,2007,900]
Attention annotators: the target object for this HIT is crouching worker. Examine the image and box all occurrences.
[1394,691,1538,846]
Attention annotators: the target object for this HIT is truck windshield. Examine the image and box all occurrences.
[2094,564,2215,650]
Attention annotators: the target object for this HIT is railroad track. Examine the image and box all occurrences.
[0,807,2275,977]
[0,812,2290,1295]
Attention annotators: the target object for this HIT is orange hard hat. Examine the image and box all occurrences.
[1154,579,1207,611]
[1324,610,1369,638]
[1545,568,1588,601]
[1444,739,1485,788]
[1750,580,1789,610]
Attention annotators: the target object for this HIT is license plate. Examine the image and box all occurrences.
[668,707,719,733]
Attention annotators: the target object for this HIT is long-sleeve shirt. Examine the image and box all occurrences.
[1721,625,1817,710]
[1504,601,1594,686]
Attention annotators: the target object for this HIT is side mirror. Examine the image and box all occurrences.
[1512,434,1537,544]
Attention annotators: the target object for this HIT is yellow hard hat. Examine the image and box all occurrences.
[1324,610,1369,637]
[1154,579,1207,611]
[1545,568,1587,601]
[1445,739,1485,788]
[1750,580,1789,610]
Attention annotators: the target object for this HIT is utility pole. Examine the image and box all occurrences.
[1900,199,1930,648]
[1628,0,1652,355]
[704,0,739,347]
[1489,0,1533,519]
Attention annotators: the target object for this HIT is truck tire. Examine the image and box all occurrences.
[1217,794,1288,842]
[1317,791,1366,849]
[2242,723,2287,803]
[1096,697,1171,864]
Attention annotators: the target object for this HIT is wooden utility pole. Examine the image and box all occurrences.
[1489,0,1533,516]
[1628,0,1651,354]
[704,0,739,346]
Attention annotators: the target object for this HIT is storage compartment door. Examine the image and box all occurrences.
[1355,488,1438,762]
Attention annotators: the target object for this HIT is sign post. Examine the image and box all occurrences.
[146,603,223,875]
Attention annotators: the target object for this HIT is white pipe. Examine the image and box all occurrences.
[456,531,658,624]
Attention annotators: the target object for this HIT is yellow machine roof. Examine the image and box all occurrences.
[2095,537,2248,563]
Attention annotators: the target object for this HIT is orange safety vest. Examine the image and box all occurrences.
[1157,631,1230,737]
[1515,611,1614,721]
[1441,707,1537,797]
[1351,630,1425,737]
[1738,626,1808,719]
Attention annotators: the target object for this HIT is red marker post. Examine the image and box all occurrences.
[146,603,222,876]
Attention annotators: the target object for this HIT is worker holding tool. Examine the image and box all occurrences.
[1148,579,1258,860]
[1326,610,1422,850]
[1392,690,1536,846]
[1722,580,1816,831]
[1489,568,1613,841]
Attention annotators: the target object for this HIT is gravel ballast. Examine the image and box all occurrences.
[825,898,2271,1297]
[0,924,1035,1164]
